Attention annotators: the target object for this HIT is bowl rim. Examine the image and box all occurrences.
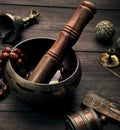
[5,37,81,90]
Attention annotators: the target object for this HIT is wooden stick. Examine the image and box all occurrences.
[28,1,96,83]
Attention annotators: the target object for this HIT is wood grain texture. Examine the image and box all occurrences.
[0,0,120,130]
[0,4,120,52]
[0,0,120,10]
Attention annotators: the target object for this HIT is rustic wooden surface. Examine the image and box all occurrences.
[0,0,120,130]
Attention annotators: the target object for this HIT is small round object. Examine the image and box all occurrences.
[100,115,108,124]
[2,46,11,53]
[12,48,22,56]
[17,59,24,66]
[95,20,115,41]
[0,52,9,60]
[9,52,19,60]
[0,84,9,99]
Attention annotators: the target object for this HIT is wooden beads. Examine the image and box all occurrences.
[0,84,9,100]
[0,46,28,99]
[11,49,28,78]
[0,47,11,99]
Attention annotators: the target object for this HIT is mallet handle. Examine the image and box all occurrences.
[28,1,96,83]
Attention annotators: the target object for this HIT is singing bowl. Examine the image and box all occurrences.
[5,37,82,103]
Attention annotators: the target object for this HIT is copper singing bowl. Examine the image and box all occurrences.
[5,38,82,103]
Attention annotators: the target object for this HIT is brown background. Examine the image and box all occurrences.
[0,0,120,130]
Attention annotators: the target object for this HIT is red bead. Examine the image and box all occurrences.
[2,47,11,53]
[10,52,19,60]
[17,59,24,65]
[12,48,22,56]
[0,84,9,99]
[0,52,9,60]
[16,59,24,67]
[3,84,8,91]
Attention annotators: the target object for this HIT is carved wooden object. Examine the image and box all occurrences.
[82,91,120,122]
[28,1,96,83]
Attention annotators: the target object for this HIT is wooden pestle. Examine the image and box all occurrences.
[28,1,96,83]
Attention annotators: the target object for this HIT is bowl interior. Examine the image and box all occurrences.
[10,38,77,83]
[5,37,82,102]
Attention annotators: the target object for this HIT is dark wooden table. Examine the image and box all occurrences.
[0,0,120,130]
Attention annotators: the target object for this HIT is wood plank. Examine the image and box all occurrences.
[0,0,120,10]
[0,5,120,52]
[0,1,119,130]
[0,52,119,112]
[0,112,119,130]
[0,112,65,130]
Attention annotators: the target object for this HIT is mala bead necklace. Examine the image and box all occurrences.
[0,46,28,99]
[0,47,11,99]
[10,48,29,78]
